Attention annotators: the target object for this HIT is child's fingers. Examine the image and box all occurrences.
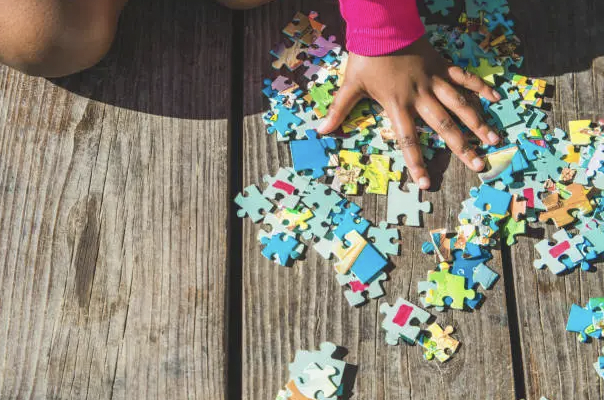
[415,94,485,172]
[447,65,501,103]
[386,104,431,189]
[432,77,500,145]
[317,83,363,135]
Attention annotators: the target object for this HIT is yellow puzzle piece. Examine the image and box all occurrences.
[568,120,593,146]
[361,154,401,195]
[332,230,367,274]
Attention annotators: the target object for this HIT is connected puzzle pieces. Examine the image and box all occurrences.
[275,342,353,400]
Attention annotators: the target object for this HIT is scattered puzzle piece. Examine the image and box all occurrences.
[380,298,431,345]
[387,182,432,226]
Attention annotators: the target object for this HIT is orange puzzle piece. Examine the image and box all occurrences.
[538,183,595,228]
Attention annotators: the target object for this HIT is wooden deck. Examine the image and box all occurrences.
[0,0,603,399]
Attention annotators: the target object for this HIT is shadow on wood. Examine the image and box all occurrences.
[51,0,232,119]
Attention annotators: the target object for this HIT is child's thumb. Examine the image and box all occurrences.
[316,83,363,135]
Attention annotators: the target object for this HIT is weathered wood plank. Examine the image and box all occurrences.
[0,1,232,398]
[242,2,515,399]
[508,1,604,398]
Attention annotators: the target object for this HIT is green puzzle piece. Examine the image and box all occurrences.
[426,262,476,310]
[501,217,526,246]
[307,81,335,118]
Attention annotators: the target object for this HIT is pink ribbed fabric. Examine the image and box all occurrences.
[339,0,426,56]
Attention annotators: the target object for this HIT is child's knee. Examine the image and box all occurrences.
[215,0,274,10]
[0,1,120,77]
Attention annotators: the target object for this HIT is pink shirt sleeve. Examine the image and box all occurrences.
[339,0,426,56]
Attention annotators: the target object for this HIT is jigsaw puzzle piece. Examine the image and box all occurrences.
[387,182,432,226]
[283,11,325,45]
[260,233,305,266]
[306,81,336,118]
[533,229,586,274]
[301,181,343,219]
[538,183,594,228]
[336,271,387,307]
[271,40,305,71]
[426,262,476,310]
[379,298,431,345]
[330,201,370,239]
[288,342,346,397]
[361,154,402,195]
[332,230,388,283]
[262,167,310,208]
[367,221,400,257]
[471,184,512,216]
[478,144,529,186]
[473,262,499,290]
[263,103,304,140]
[308,35,341,58]
[235,185,274,222]
[290,130,337,179]
[418,323,460,362]
[295,363,338,399]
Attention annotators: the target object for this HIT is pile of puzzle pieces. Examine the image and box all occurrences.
[275,342,350,400]
[236,0,604,391]
[237,10,439,309]
[417,0,604,383]
[566,298,604,380]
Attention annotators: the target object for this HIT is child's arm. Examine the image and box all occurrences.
[317,0,502,190]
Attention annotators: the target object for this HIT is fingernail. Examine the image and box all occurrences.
[419,177,430,189]
[472,157,485,170]
[487,131,500,144]
[492,90,501,101]
[317,119,329,133]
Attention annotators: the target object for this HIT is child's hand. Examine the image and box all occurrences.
[317,37,502,190]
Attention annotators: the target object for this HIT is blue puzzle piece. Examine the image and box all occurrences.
[350,243,388,284]
[518,133,550,161]
[472,185,512,216]
[330,201,370,240]
[488,99,523,129]
[263,103,303,139]
[485,12,515,35]
[290,129,337,178]
[451,249,493,289]
[566,303,602,342]
[480,144,529,186]
[260,233,303,266]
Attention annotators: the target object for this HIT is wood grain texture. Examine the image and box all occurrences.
[0,1,231,399]
[506,1,604,399]
[242,1,515,399]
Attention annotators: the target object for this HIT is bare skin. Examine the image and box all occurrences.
[317,37,502,190]
[0,0,129,77]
